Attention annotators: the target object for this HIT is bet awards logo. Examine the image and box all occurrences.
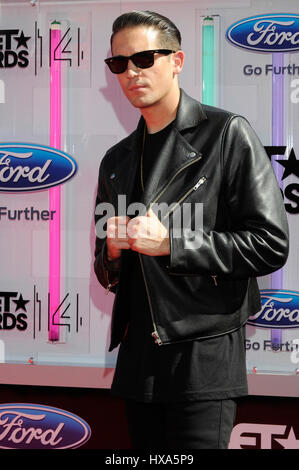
[0,291,28,330]
[0,29,31,68]
[229,423,299,449]
[0,287,85,338]
[0,24,86,73]
[265,146,299,214]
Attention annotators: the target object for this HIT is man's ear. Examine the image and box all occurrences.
[172,50,184,75]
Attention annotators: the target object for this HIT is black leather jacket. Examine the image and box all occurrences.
[94,89,289,351]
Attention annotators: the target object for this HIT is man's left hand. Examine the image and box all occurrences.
[127,208,170,256]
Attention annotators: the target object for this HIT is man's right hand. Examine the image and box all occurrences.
[106,216,131,260]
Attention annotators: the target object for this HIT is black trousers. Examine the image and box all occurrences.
[125,398,237,450]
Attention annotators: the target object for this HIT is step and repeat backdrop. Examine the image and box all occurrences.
[0,0,298,449]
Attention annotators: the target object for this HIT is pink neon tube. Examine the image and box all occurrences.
[49,21,61,341]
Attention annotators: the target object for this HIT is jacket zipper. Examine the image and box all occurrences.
[138,252,162,345]
[147,154,202,211]
[162,174,217,286]
[153,320,248,347]
[162,176,207,220]
[105,280,119,295]
[105,269,119,295]
[139,157,204,346]
[159,175,218,288]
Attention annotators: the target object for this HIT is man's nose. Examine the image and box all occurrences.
[126,59,140,77]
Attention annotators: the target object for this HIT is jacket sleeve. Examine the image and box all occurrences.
[94,157,120,292]
[168,116,289,279]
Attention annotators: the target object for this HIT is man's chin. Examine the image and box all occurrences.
[130,98,152,109]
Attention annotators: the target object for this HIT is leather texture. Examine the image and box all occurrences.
[94,89,289,350]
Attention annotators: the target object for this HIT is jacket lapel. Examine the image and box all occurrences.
[110,89,208,211]
[141,90,208,208]
[141,127,201,208]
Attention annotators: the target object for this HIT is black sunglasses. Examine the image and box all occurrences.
[104,49,176,74]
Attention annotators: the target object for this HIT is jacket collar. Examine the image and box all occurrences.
[175,88,207,131]
[118,89,207,208]
[128,88,207,150]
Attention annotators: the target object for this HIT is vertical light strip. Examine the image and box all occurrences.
[49,20,61,341]
[0,80,4,103]
[202,16,214,106]
[271,52,284,349]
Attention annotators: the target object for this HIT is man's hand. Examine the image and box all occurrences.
[127,208,170,256]
[106,216,130,260]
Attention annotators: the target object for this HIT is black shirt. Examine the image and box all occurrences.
[110,122,248,403]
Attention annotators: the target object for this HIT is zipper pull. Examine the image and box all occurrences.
[193,176,207,191]
[211,275,218,286]
[151,330,162,345]
[105,280,118,295]
[106,283,113,295]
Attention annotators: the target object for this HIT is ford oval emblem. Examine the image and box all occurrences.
[226,14,299,52]
[248,289,299,329]
[0,404,91,449]
[0,143,77,192]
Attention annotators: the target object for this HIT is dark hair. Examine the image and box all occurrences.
[110,10,182,51]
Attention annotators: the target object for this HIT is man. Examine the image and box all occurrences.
[94,10,289,449]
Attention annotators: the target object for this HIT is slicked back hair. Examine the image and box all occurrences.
[110,10,182,52]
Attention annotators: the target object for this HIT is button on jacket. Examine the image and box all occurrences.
[94,89,289,351]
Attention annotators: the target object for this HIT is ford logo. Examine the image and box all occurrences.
[226,14,299,52]
[0,143,77,192]
[0,403,91,449]
[248,289,299,328]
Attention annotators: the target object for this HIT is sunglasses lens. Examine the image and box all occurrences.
[106,57,128,74]
[132,52,154,69]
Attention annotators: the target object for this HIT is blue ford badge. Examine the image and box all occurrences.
[0,403,91,449]
[0,143,77,192]
[248,290,299,328]
[226,14,299,52]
